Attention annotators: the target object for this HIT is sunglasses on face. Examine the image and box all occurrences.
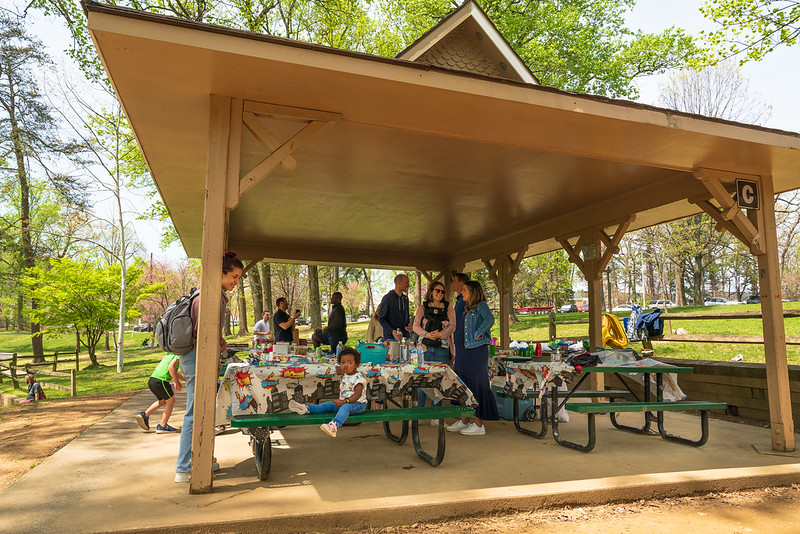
[432,288,445,294]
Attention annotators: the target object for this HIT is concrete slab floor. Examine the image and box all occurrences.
[1,390,799,533]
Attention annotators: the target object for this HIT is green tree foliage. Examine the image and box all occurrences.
[0,12,86,357]
[35,0,698,99]
[700,0,800,64]
[513,251,575,307]
[23,258,151,367]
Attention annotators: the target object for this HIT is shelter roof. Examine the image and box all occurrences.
[85,1,800,271]
[396,0,538,85]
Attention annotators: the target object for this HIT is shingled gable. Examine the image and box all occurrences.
[396,0,538,84]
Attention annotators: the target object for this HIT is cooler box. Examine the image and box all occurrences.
[357,341,389,364]
[492,386,538,422]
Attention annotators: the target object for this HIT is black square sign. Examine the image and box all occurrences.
[736,179,760,210]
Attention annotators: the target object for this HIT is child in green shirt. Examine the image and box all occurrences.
[136,353,184,433]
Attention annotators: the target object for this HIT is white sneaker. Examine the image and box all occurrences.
[289,399,309,414]
[174,472,190,483]
[459,423,486,436]
[320,421,338,438]
[430,419,440,426]
[446,420,468,432]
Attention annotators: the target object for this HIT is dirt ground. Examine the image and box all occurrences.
[2,393,800,533]
[0,391,134,492]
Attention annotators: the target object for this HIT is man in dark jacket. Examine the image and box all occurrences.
[325,292,348,349]
[312,292,348,349]
[379,274,411,341]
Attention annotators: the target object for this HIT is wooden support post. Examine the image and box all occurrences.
[548,310,556,341]
[52,351,58,372]
[751,176,795,452]
[70,368,77,396]
[11,353,18,389]
[497,255,510,350]
[190,95,232,494]
[584,232,604,392]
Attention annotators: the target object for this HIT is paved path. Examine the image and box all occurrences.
[1,391,799,533]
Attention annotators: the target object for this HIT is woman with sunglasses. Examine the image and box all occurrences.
[412,281,456,413]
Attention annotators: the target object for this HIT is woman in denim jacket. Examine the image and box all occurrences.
[447,280,499,435]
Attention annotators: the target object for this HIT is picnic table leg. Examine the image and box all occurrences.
[609,372,653,435]
[654,374,711,447]
[552,408,596,453]
[382,396,409,445]
[410,418,446,466]
[252,428,272,480]
[512,395,548,438]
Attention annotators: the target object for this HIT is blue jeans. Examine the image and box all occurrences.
[417,346,451,407]
[176,348,196,473]
[325,332,347,351]
[307,401,366,428]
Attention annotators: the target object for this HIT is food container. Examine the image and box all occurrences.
[358,341,389,364]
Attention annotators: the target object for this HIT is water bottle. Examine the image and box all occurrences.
[400,338,408,361]
[415,344,426,366]
[336,341,343,355]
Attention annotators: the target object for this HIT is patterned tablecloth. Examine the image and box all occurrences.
[216,360,477,424]
[499,360,577,398]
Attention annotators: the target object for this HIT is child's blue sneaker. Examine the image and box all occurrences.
[156,424,179,434]
[136,412,149,431]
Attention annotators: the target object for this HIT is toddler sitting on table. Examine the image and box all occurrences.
[288,346,367,438]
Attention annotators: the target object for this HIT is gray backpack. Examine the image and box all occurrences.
[155,288,199,355]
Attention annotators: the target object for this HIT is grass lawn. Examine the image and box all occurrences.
[2,304,798,402]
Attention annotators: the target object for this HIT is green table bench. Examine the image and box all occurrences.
[497,389,634,438]
[557,400,728,452]
[231,404,475,480]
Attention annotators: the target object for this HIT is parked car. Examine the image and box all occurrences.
[132,323,152,332]
[704,297,738,306]
[295,316,308,326]
[746,295,761,304]
[357,315,369,322]
[647,299,675,308]
[612,304,633,312]
[557,304,577,313]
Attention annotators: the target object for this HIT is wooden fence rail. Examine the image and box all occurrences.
[0,352,78,396]
[548,309,800,346]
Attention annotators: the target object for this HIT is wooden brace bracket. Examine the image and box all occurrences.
[693,168,764,255]
[237,101,341,200]
[557,215,635,281]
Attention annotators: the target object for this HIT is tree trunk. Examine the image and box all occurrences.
[693,253,704,305]
[260,262,273,317]
[237,280,249,335]
[333,267,339,290]
[361,269,374,315]
[415,271,422,308]
[644,241,656,299]
[13,115,44,361]
[250,262,264,319]
[308,265,322,330]
[224,306,232,336]
[105,331,110,351]
[16,293,24,330]
[116,181,127,373]
[508,279,519,325]
[674,263,684,306]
